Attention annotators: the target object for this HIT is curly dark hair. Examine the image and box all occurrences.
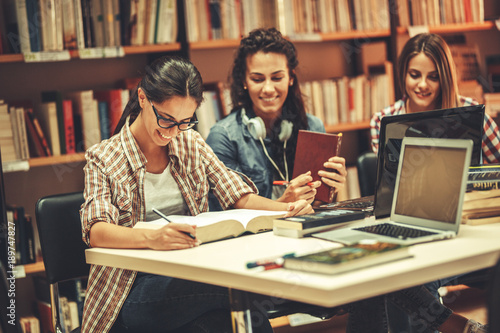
[230,28,309,179]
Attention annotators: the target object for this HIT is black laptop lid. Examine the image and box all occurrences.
[374,104,485,219]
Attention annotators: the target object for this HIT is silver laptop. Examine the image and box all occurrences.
[313,137,473,245]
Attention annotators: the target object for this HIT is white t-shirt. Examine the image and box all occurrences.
[144,164,188,221]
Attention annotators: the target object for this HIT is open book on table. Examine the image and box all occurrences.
[134,209,286,243]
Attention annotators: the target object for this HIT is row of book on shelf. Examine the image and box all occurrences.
[19,275,87,333]
[184,0,391,43]
[0,0,178,55]
[397,0,485,28]
[188,63,395,140]
[0,87,129,162]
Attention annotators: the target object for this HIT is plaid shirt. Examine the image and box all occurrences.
[80,119,257,333]
[370,96,500,163]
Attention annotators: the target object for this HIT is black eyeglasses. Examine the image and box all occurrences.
[151,102,198,131]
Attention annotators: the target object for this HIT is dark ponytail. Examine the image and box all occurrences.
[113,56,204,135]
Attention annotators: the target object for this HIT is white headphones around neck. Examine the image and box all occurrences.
[241,108,293,142]
[241,108,293,181]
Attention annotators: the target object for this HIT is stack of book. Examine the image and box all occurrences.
[462,164,500,225]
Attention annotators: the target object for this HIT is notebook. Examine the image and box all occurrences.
[312,137,473,246]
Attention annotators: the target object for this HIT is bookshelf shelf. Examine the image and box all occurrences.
[396,21,495,35]
[325,121,370,133]
[23,261,45,275]
[0,43,182,64]
[188,30,392,50]
[28,153,86,168]
[122,43,182,54]
[320,29,391,41]
[189,39,241,50]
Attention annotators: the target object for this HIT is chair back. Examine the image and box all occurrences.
[489,256,500,332]
[36,192,89,284]
[356,151,377,197]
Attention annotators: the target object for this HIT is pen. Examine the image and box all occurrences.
[272,181,315,186]
[152,208,196,240]
[253,262,283,271]
[246,252,295,268]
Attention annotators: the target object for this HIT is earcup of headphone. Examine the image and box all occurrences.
[241,108,266,140]
[247,117,267,140]
[241,108,292,142]
[279,120,293,142]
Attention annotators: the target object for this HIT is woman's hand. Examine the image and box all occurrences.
[318,156,347,195]
[283,199,314,217]
[145,223,200,250]
[278,171,321,204]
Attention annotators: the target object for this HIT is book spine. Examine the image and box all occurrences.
[467,180,500,191]
[24,108,47,157]
[62,100,76,154]
[26,0,42,52]
[26,107,52,156]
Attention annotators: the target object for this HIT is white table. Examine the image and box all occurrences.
[86,222,500,332]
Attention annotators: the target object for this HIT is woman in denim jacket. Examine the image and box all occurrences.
[206,28,347,210]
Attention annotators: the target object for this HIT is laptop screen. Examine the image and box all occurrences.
[374,104,485,219]
[391,137,472,232]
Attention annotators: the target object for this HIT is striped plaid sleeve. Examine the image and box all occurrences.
[80,147,121,246]
[482,113,500,163]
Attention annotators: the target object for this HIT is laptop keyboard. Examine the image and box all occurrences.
[318,196,374,215]
[354,223,438,239]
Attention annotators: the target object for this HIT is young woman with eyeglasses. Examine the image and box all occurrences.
[80,56,313,333]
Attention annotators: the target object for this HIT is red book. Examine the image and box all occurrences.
[24,107,51,157]
[93,89,128,136]
[292,130,343,203]
[62,99,76,154]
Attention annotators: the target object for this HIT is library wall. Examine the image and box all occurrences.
[0,55,148,103]
[190,41,351,84]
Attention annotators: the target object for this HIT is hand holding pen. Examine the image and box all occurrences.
[152,208,197,240]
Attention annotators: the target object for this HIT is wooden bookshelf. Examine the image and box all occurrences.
[23,261,45,274]
[396,21,495,35]
[28,153,86,168]
[0,43,182,64]
[325,121,371,133]
[320,29,391,41]
[190,39,241,50]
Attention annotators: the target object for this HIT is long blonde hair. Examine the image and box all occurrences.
[397,33,460,109]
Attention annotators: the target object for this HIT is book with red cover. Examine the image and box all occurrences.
[292,130,342,203]
[62,99,76,154]
[94,89,127,136]
[24,107,52,157]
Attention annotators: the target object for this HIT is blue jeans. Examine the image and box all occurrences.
[388,276,460,333]
[347,285,452,333]
[115,273,273,332]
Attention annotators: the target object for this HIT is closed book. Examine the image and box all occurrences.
[292,130,342,203]
[26,0,42,51]
[97,100,110,140]
[15,107,30,159]
[23,108,49,157]
[37,101,61,156]
[66,90,101,151]
[62,99,76,154]
[41,91,66,154]
[25,107,52,156]
[93,89,127,136]
[283,241,412,275]
[273,209,365,238]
